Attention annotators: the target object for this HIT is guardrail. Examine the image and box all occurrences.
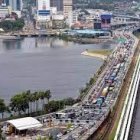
[114,35,140,140]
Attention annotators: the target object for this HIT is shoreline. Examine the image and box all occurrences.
[81,51,107,60]
[63,37,113,44]
[0,32,113,44]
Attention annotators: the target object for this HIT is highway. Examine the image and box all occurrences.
[114,25,140,140]
[38,26,139,140]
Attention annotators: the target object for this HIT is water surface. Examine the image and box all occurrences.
[0,37,113,102]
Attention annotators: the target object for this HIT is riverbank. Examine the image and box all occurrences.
[81,49,112,60]
[0,30,113,44]
[60,35,113,44]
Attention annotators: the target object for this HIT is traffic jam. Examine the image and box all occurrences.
[33,26,138,140]
[53,29,137,140]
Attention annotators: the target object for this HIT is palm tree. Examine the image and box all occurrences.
[31,92,36,113]
[0,125,2,139]
[33,92,40,112]
[22,91,30,114]
[0,99,6,119]
[44,90,52,103]
[28,92,34,114]
[38,91,45,111]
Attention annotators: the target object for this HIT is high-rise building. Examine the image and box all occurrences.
[8,0,23,11]
[4,0,9,5]
[50,0,63,11]
[36,0,50,17]
[0,0,3,5]
[63,0,73,17]
[101,14,112,30]
[35,0,51,29]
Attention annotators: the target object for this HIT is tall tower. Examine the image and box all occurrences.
[36,0,51,22]
[63,0,73,17]
[8,0,23,11]
[50,0,63,11]
[3,0,9,6]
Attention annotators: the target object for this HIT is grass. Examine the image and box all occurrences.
[108,114,122,140]
[87,49,112,56]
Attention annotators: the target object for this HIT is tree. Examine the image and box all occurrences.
[38,91,45,111]
[0,18,25,32]
[49,135,53,140]
[44,90,52,103]
[28,91,34,113]
[37,136,48,140]
[0,124,6,140]
[0,99,6,119]
[13,18,25,30]
[0,125,2,139]
[33,91,40,112]
[89,77,95,85]
[22,91,30,114]
[63,98,75,106]
[45,100,58,113]
[10,93,29,115]
[45,97,76,113]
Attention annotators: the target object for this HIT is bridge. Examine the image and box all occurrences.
[12,29,59,37]
[113,14,140,21]
[111,21,140,30]
[111,13,140,30]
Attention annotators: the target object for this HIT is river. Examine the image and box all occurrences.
[0,37,114,102]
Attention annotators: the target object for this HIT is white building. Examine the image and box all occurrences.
[0,6,11,18]
[35,0,51,29]
[36,0,51,21]
[52,14,65,29]
[52,14,64,20]
[66,12,73,27]
[72,11,78,23]
[112,16,131,23]
[63,0,73,18]
[50,7,57,15]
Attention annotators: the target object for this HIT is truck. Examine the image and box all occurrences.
[100,87,109,99]
[97,98,104,106]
